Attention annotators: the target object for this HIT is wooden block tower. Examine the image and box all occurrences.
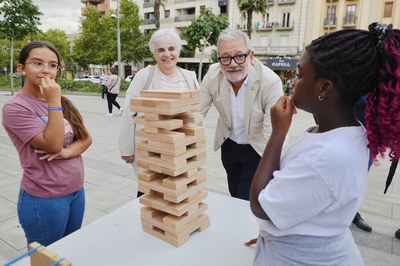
[131,90,210,247]
[29,242,72,266]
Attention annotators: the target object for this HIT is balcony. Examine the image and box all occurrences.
[275,21,294,31]
[143,0,155,8]
[143,18,155,25]
[175,0,193,3]
[253,46,299,56]
[175,14,196,22]
[255,22,273,31]
[323,17,337,27]
[277,0,296,5]
[343,15,357,28]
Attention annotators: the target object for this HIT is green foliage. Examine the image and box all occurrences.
[0,0,42,40]
[35,29,71,66]
[210,49,219,63]
[237,0,268,39]
[181,7,229,51]
[72,7,116,68]
[120,0,151,64]
[0,38,27,73]
[72,0,149,69]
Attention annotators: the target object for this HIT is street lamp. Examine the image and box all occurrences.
[112,0,122,78]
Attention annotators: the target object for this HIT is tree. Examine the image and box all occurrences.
[35,29,71,67]
[181,7,228,81]
[237,0,268,39]
[120,0,151,64]
[0,0,42,94]
[153,0,166,30]
[72,1,149,70]
[72,7,116,68]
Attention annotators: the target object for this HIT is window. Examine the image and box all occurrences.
[325,5,336,25]
[165,10,170,18]
[384,2,393,17]
[281,11,291,27]
[262,13,270,23]
[345,4,356,24]
[279,35,289,46]
[260,36,269,46]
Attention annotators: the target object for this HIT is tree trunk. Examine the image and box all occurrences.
[246,10,252,39]
[154,0,161,30]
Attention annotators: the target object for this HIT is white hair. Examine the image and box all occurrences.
[216,28,252,54]
[148,28,182,56]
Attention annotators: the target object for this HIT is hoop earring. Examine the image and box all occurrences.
[318,95,324,101]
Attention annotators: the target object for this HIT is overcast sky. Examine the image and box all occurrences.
[32,0,84,34]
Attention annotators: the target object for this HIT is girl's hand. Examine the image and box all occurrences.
[270,96,297,136]
[39,77,62,102]
[35,148,71,161]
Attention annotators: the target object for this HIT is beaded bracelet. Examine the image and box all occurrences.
[48,106,63,111]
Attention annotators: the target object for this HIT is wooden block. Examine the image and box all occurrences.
[138,170,164,182]
[29,242,72,266]
[138,168,206,199]
[134,116,183,130]
[173,112,204,123]
[145,133,205,150]
[140,90,194,99]
[141,213,209,247]
[136,128,186,143]
[176,124,204,136]
[131,96,199,109]
[146,157,207,177]
[144,126,159,134]
[162,168,204,189]
[159,146,206,166]
[131,102,200,115]
[137,140,187,157]
[140,190,208,216]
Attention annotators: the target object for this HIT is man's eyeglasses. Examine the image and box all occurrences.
[218,50,251,66]
[25,61,60,72]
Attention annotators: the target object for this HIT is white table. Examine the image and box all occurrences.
[19,192,258,266]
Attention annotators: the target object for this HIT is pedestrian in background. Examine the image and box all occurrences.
[199,28,284,201]
[250,23,400,265]
[100,69,108,99]
[119,28,199,197]
[2,41,92,246]
[105,67,122,117]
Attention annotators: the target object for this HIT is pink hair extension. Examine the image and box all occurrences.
[366,35,400,163]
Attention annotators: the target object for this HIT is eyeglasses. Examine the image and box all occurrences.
[25,61,60,72]
[218,50,251,66]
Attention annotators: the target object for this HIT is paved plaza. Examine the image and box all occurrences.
[1,91,400,265]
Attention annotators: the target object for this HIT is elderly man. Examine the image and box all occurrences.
[199,28,284,200]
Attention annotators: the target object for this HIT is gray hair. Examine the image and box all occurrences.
[216,28,252,54]
[148,28,182,56]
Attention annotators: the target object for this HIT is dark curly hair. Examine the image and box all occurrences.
[305,23,400,162]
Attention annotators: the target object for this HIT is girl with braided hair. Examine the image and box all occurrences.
[249,23,400,265]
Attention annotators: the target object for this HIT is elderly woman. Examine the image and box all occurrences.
[119,28,199,197]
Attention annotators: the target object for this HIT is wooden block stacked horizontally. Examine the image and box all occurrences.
[131,90,210,247]
[29,242,72,266]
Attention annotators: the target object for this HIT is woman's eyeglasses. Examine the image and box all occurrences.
[25,61,60,72]
[218,50,251,66]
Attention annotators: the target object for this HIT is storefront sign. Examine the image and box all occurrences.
[266,58,298,70]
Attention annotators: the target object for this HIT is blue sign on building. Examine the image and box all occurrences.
[266,58,298,70]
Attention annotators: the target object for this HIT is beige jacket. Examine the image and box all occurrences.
[199,58,283,156]
[119,65,199,157]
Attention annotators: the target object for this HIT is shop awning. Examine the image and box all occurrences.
[265,58,298,70]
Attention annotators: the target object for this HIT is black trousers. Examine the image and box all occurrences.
[221,138,261,201]
[106,92,121,113]
[101,85,107,98]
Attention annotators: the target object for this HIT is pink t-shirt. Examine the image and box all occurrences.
[2,91,84,198]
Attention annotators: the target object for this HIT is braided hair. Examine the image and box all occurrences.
[306,23,400,162]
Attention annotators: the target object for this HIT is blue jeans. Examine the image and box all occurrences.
[17,188,85,246]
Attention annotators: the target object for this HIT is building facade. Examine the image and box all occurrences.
[81,0,111,16]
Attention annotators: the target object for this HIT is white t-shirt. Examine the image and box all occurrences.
[257,126,369,237]
[159,71,188,90]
